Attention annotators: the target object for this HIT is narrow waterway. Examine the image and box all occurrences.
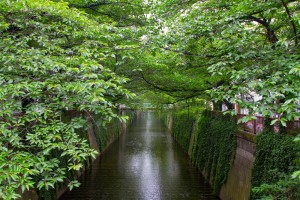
[59,111,217,200]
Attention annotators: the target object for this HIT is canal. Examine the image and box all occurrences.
[59,111,217,200]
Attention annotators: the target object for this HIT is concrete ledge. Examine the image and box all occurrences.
[237,135,256,155]
[237,130,257,143]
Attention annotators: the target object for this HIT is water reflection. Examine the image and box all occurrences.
[59,111,217,200]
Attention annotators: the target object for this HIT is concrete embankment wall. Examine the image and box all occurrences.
[220,134,255,200]
[166,109,299,200]
[165,111,256,200]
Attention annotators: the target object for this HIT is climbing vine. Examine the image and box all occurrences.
[157,111,171,130]
[251,131,300,200]
[171,109,198,153]
[94,113,121,152]
[166,109,237,194]
[192,110,237,194]
[93,110,136,152]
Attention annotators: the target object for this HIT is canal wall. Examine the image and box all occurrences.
[22,110,136,200]
[249,131,299,199]
[163,110,253,200]
[219,132,255,200]
[164,109,299,200]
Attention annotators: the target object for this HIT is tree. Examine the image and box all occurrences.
[134,0,300,119]
[1,0,300,199]
[0,0,132,198]
[146,0,300,191]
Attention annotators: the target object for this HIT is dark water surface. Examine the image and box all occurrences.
[59,111,217,200]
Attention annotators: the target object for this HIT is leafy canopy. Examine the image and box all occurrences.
[0,0,132,198]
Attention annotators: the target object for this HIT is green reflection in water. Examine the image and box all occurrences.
[60,111,218,200]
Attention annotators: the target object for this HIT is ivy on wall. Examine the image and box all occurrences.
[93,110,136,152]
[162,108,299,199]
[171,109,197,153]
[157,111,172,130]
[94,115,122,152]
[251,131,300,200]
[191,110,237,194]
[165,109,237,195]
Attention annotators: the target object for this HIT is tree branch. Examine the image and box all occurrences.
[159,46,222,58]
[138,71,207,93]
[281,0,298,45]
[247,15,278,43]
[70,1,134,8]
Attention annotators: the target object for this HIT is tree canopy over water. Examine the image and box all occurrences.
[0,0,300,199]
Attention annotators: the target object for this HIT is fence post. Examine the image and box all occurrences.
[253,119,256,134]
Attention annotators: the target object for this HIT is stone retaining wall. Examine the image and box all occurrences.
[220,135,255,200]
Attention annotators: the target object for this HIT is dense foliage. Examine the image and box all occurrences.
[93,110,135,152]
[171,109,197,153]
[0,0,132,199]
[1,0,300,199]
[164,109,237,195]
[146,0,300,123]
[192,110,237,194]
[251,131,300,199]
[140,1,300,195]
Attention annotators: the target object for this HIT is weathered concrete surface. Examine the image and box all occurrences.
[168,115,173,131]
[237,135,256,155]
[21,190,38,200]
[220,136,255,200]
[188,121,196,156]
[86,112,100,155]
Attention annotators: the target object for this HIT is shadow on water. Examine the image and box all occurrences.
[59,111,218,200]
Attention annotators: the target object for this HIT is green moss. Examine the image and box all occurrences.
[237,130,257,143]
[157,111,172,130]
[93,116,120,152]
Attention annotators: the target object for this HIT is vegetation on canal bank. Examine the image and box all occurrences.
[171,109,198,153]
[166,109,237,195]
[1,0,300,199]
[192,110,237,194]
[94,110,136,152]
[33,111,133,200]
[94,114,123,152]
[0,1,133,198]
[165,108,300,199]
[251,131,300,200]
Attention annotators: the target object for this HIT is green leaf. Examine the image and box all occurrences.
[270,119,277,125]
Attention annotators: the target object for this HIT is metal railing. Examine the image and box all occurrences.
[237,114,300,134]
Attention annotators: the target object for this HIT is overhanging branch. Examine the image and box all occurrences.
[281,0,298,45]
[139,71,206,93]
